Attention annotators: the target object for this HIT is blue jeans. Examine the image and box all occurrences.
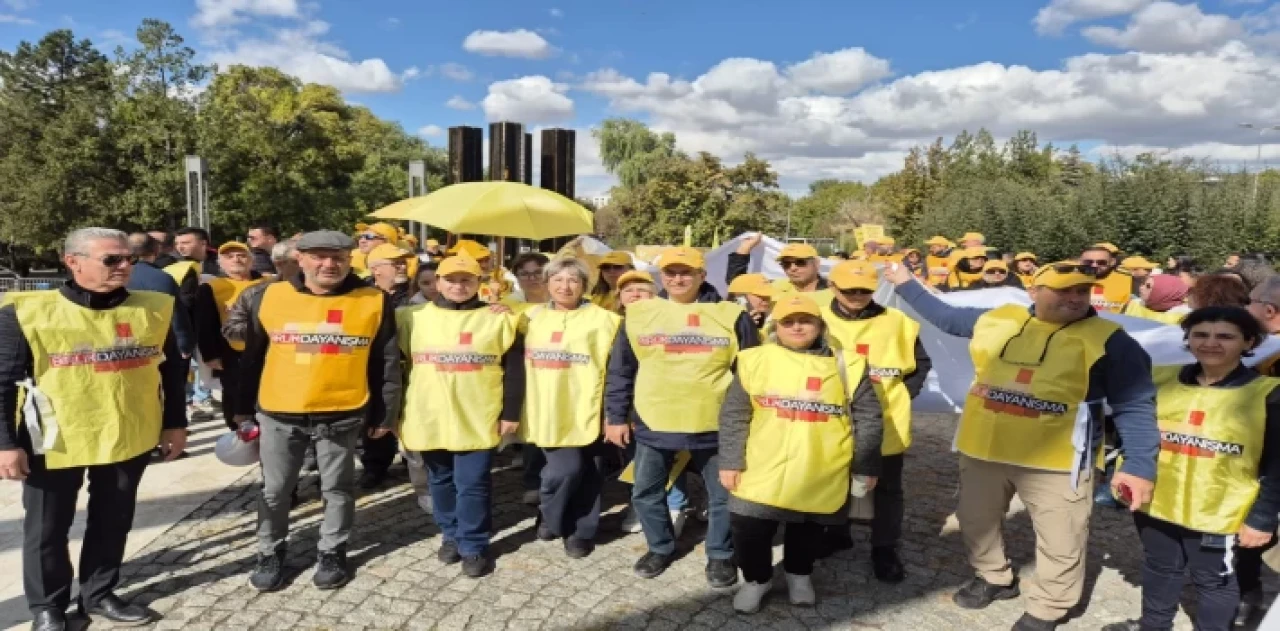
[187,358,210,404]
[423,450,493,556]
[632,443,731,560]
[622,441,688,511]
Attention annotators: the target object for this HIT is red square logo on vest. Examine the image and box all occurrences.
[806,377,822,392]
[1188,410,1205,426]
[1015,368,1035,384]
[326,309,343,324]
[855,343,869,355]
[551,331,563,343]
[1092,285,1104,294]
[687,314,701,328]
[115,323,133,339]
[459,332,473,345]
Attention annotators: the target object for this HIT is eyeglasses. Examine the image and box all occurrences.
[779,258,811,269]
[75,253,135,268]
[358,233,385,241]
[516,271,543,279]
[838,288,873,296]
[599,264,627,272]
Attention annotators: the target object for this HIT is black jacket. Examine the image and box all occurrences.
[426,294,527,423]
[604,285,762,451]
[0,283,188,451]
[194,272,263,362]
[128,260,196,358]
[250,248,276,276]
[236,272,402,429]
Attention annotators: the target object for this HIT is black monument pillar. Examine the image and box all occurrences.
[539,128,577,251]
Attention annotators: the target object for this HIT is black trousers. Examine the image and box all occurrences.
[1235,526,1278,595]
[870,453,905,548]
[219,350,243,431]
[1133,512,1238,631]
[731,513,822,583]
[360,432,398,475]
[23,451,150,613]
[538,443,604,540]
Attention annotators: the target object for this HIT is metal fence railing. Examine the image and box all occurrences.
[0,277,61,293]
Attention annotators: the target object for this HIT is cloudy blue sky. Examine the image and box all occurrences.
[2,0,1280,197]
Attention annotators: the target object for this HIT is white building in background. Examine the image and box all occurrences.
[590,195,611,208]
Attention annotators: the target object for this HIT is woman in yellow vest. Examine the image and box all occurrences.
[818,260,930,583]
[588,250,633,312]
[519,258,621,559]
[1013,252,1038,287]
[396,252,525,578]
[726,273,773,333]
[616,270,657,312]
[944,247,989,290]
[718,294,883,613]
[1101,307,1280,631]
[194,242,267,430]
[1121,274,1189,325]
[924,236,953,286]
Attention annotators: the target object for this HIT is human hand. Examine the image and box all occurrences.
[205,358,223,371]
[719,469,741,491]
[1111,472,1154,511]
[1239,525,1273,548]
[159,429,187,462]
[499,421,519,436]
[488,303,513,315]
[0,449,29,481]
[736,233,763,255]
[885,262,916,287]
[604,423,631,447]
[367,427,391,440]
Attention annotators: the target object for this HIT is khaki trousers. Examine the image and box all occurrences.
[956,454,1093,621]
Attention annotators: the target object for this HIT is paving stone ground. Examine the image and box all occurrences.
[84,413,1276,630]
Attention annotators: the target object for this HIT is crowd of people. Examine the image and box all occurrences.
[0,222,1278,631]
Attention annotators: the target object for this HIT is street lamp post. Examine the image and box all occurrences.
[1237,123,1280,204]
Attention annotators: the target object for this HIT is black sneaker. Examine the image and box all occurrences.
[815,526,855,559]
[1011,612,1060,630]
[437,540,461,565]
[249,551,286,592]
[313,549,350,590]
[564,536,593,559]
[537,523,557,542]
[705,558,738,588]
[633,552,673,579]
[358,470,386,490]
[1099,621,1146,631]
[1237,589,1263,627]
[871,546,905,583]
[953,576,1020,610]
[461,554,492,578]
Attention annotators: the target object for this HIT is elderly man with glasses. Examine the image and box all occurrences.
[885,261,1159,631]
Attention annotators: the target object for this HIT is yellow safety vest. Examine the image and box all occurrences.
[257,283,384,413]
[350,249,368,274]
[1091,271,1133,313]
[1016,273,1035,288]
[821,304,920,455]
[519,304,621,448]
[625,299,743,433]
[207,277,268,351]
[1121,301,1186,326]
[946,268,984,290]
[1143,366,1275,534]
[163,260,200,285]
[397,303,518,451]
[732,344,855,513]
[926,254,951,286]
[957,304,1118,471]
[590,291,619,313]
[11,290,173,469]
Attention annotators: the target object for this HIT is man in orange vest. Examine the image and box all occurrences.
[0,227,188,630]
[194,242,266,430]
[235,230,401,593]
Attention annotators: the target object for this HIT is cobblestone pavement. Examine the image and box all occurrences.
[84,413,1275,631]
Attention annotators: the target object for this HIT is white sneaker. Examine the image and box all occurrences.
[620,507,643,533]
[670,509,688,539]
[733,580,771,614]
[784,572,816,606]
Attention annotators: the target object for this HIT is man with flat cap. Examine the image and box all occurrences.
[235,230,402,592]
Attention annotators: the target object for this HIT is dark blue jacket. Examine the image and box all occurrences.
[129,261,196,358]
[605,281,761,451]
[894,281,1159,482]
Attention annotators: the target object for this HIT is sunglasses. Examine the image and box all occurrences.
[1079,259,1110,267]
[1047,263,1100,276]
[76,253,135,268]
[358,233,385,241]
[985,269,1008,275]
[599,264,628,272]
[779,258,812,269]
[838,288,873,296]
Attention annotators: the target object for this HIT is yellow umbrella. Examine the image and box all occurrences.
[371,181,593,240]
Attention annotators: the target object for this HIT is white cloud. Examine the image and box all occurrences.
[483,75,574,123]
[785,48,892,95]
[0,13,33,24]
[462,29,554,59]
[418,124,443,137]
[208,21,410,93]
[582,41,1280,185]
[2,0,35,11]
[446,95,476,110]
[1083,2,1243,52]
[193,0,301,29]
[385,17,401,29]
[550,8,563,18]
[1034,0,1152,35]
[401,66,422,81]
[439,62,474,81]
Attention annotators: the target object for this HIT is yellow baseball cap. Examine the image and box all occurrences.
[655,246,705,270]
[727,273,773,297]
[366,243,412,264]
[770,294,822,321]
[925,236,950,247]
[363,222,398,242]
[961,232,985,243]
[617,270,654,288]
[961,246,990,259]
[1032,261,1100,289]
[425,239,440,248]
[880,236,896,246]
[982,260,1009,273]
[600,251,633,267]
[438,252,482,277]
[217,241,250,255]
[1013,252,1037,262]
[777,242,819,260]
[1094,242,1121,254]
[829,260,880,291]
[447,239,491,260]
[1120,255,1156,270]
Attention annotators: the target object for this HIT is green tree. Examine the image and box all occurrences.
[593,118,680,188]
